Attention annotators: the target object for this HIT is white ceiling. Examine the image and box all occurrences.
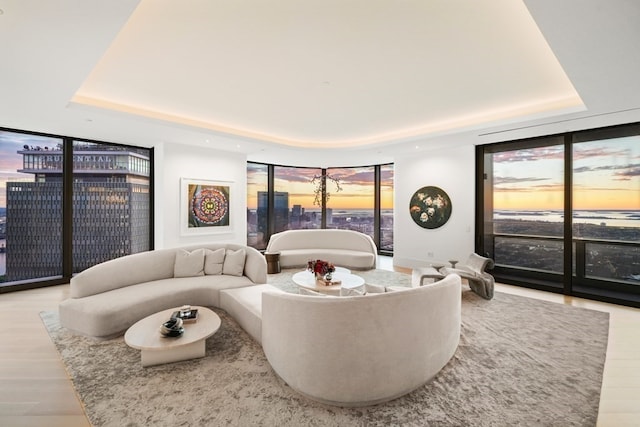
[2,0,640,166]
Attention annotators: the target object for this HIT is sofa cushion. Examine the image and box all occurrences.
[223,248,246,276]
[174,249,205,277]
[59,275,255,338]
[204,248,225,275]
[219,284,283,344]
[278,249,375,270]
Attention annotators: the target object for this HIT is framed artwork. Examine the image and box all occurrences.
[180,178,232,235]
[409,186,452,229]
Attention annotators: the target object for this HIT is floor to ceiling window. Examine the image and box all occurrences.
[325,166,375,239]
[274,166,322,232]
[0,128,153,293]
[247,162,393,255]
[478,123,640,307]
[2,131,64,284]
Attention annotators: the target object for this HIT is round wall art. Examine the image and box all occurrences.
[409,186,452,229]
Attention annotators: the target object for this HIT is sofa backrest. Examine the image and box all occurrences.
[70,243,267,298]
[266,229,377,254]
[261,273,462,406]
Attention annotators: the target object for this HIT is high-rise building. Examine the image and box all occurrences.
[257,191,290,236]
[5,143,150,281]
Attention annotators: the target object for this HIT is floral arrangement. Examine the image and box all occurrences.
[307,259,335,277]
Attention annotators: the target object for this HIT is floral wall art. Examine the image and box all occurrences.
[409,186,452,229]
[181,178,232,235]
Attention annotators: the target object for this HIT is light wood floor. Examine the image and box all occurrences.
[1,262,638,427]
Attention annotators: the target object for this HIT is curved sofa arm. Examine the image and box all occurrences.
[240,245,267,284]
[261,274,462,406]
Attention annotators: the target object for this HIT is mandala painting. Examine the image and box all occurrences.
[409,186,452,229]
[182,179,232,234]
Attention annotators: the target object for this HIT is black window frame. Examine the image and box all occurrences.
[247,161,393,256]
[476,122,640,308]
[0,127,154,294]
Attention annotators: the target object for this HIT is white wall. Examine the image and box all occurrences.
[152,140,475,268]
[154,142,247,249]
[393,144,476,269]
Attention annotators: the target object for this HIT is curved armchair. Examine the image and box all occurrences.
[440,253,495,300]
[261,274,462,407]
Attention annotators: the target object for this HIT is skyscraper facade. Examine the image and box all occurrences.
[5,143,150,281]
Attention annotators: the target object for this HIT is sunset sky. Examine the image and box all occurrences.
[493,137,640,210]
[0,131,59,207]
[4,128,636,213]
[247,164,394,210]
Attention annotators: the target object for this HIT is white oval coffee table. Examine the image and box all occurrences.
[292,269,365,296]
[124,306,221,367]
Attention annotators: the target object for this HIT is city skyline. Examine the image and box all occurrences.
[247,164,393,210]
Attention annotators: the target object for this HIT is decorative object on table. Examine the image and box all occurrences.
[180,178,233,236]
[307,259,337,285]
[171,305,199,323]
[159,317,184,337]
[409,186,452,229]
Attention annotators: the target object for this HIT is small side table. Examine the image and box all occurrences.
[265,252,281,274]
[448,260,458,268]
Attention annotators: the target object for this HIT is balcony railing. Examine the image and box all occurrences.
[491,233,640,287]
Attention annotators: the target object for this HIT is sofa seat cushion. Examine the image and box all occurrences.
[59,275,255,338]
[219,284,283,344]
[279,249,375,270]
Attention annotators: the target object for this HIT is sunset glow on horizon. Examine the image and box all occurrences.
[247,164,394,210]
[493,137,639,211]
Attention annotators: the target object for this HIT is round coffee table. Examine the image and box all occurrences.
[292,269,365,296]
[124,306,221,367]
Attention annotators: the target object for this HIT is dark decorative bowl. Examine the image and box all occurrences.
[160,317,184,337]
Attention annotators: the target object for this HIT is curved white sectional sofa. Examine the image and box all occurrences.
[59,245,461,407]
[58,243,267,338]
[265,229,377,270]
[261,273,462,406]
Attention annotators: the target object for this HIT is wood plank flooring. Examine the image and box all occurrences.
[1,261,638,426]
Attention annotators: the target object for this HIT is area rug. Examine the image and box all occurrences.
[42,269,609,426]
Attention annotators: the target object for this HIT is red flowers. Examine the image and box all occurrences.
[307,259,335,276]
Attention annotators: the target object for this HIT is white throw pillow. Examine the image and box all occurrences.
[173,249,205,277]
[222,248,246,276]
[204,248,225,275]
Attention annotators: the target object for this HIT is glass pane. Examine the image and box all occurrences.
[573,137,640,284]
[494,236,564,274]
[247,162,269,250]
[72,141,151,273]
[1,131,63,284]
[326,167,375,240]
[380,164,394,251]
[491,144,565,272]
[274,166,322,232]
[584,242,640,283]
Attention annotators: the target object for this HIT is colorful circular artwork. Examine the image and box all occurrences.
[190,187,228,225]
[409,186,452,229]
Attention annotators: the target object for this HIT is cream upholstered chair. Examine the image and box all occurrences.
[440,253,495,300]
